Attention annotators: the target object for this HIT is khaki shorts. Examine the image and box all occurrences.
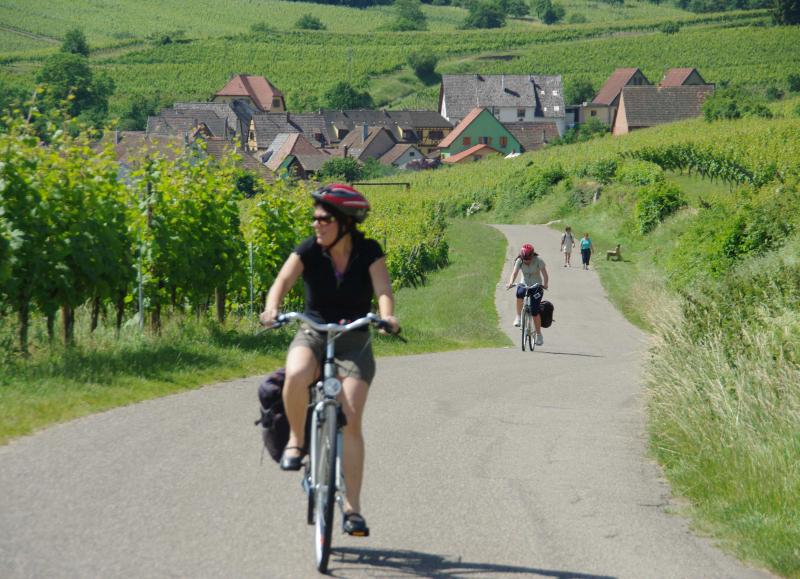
[289,323,376,385]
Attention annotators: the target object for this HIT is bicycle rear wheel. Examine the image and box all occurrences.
[521,306,527,351]
[527,313,535,351]
[314,403,338,573]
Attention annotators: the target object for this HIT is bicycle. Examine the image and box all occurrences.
[260,311,400,573]
[508,282,543,352]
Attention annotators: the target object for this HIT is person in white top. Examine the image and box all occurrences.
[560,226,575,267]
[505,244,549,346]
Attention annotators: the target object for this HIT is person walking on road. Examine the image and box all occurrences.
[506,244,549,346]
[560,226,575,267]
[581,233,594,270]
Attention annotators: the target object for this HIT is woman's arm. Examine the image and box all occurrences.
[259,253,304,325]
[506,266,520,288]
[369,257,399,334]
[541,266,549,290]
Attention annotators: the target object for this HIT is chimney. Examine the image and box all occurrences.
[224,123,228,140]
[542,130,546,143]
[343,144,349,158]
[230,73,234,81]
[114,129,119,145]
[362,124,368,143]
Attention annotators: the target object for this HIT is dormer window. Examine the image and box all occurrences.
[403,130,414,140]
[272,98,281,108]
[553,90,558,96]
[517,108,525,119]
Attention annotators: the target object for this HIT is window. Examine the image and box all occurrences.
[543,107,548,112]
[272,98,281,108]
[248,131,255,140]
[409,151,415,156]
[463,137,471,146]
[554,106,560,112]
[517,109,525,118]
[428,130,444,140]
[540,90,545,95]
[590,110,597,117]
[478,137,491,145]
[553,90,558,96]
[499,136,507,147]
[403,130,414,140]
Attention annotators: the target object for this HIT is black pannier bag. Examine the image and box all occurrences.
[255,367,290,463]
[539,301,555,328]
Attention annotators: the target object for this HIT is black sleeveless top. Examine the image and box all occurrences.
[293,235,385,327]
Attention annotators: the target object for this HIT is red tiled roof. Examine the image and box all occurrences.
[592,69,641,106]
[213,74,283,112]
[442,143,501,163]
[266,133,322,170]
[659,68,704,87]
[438,107,486,149]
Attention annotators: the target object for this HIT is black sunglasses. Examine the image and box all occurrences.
[313,214,336,225]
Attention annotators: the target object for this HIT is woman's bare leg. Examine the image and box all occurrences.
[283,346,320,457]
[338,376,370,515]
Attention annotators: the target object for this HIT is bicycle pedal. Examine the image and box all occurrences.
[348,528,369,537]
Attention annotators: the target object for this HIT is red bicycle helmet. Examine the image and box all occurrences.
[519,244,534,260]
[311,184,371,223]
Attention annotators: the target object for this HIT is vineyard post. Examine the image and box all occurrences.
[249,242,254,323]
[138,185,145,331]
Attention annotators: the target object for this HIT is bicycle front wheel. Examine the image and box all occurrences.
[527,314,535,351]
[521,306,528,351]
[314,403,338,573]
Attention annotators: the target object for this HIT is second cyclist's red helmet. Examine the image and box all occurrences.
[519,244,534,260]
[311,184,371,223]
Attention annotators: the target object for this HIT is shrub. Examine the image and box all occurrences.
[61,29,90,56]
[323,81,374,110]
[541,0,566,24]
[563,75,594,105]
[788,73,800,93]
[318,157,364,182]
[634,181,687,234]
[567,13,587,23]
[660,21,681,34]
[615,160,665,185]
[703,87,773,121]
[583,156,618,184]
[407,52,438,78]
[250,22,273,33]
[765,86,785,101]
[384,0,427,31]
[295,14,326,30]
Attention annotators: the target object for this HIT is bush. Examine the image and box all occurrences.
[384,0,428,31]
[323,81,374,110]
[703,87,773,121]
[295,14,326,30]
[250,22,273,33]
[567,13,587,23]
[788,73,800,93]
[61,29,89,57]
[318,157,364,182]
[765,86,785,101]
[634,181,687,234]
[615,160,665,186]
[563,75,594,105]
[541,0,566,24]
[407,52,438,78]
[660,21,681,34]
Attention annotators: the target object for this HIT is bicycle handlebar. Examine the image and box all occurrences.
[258,312,404,339]
[507,282,544,291]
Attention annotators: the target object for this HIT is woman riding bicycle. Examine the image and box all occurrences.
[506,244,549,346]
[259,184,399,536]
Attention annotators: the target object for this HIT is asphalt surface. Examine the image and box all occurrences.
[0,224,775,579]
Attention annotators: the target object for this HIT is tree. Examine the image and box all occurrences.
[460,0,507,28]
[407,52,438,77]
[567,12,587,23]
[318,157,364,182]
[295,14,327,30]
[502,0,530,17]
[772,0,800,25]
[323,82,374,110]
[702,87,773,121]
[36,53,115,126]
[61,29,89,57]
[541,0,566,24]
[116,93,167,131]
[564,76,595,105]
[386,0,428,30]
[531,0,548,17]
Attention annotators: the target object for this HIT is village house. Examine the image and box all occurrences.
[583,68,651,125]
[379,143,426,169]
[659,67,711,87]
[442,144,503,165]
[320,110,453,155]
[612,85,715,135]
[337,126,397,161]
[437,107,522,160]
[265,133,325,172]
[246,112,329,153]
[439,74,567,135]
[212,74,285,113]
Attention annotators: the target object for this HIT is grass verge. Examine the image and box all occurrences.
[0,219,508,445]
[509,170,800,577]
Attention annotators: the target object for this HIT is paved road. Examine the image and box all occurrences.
[0,225,774,579]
